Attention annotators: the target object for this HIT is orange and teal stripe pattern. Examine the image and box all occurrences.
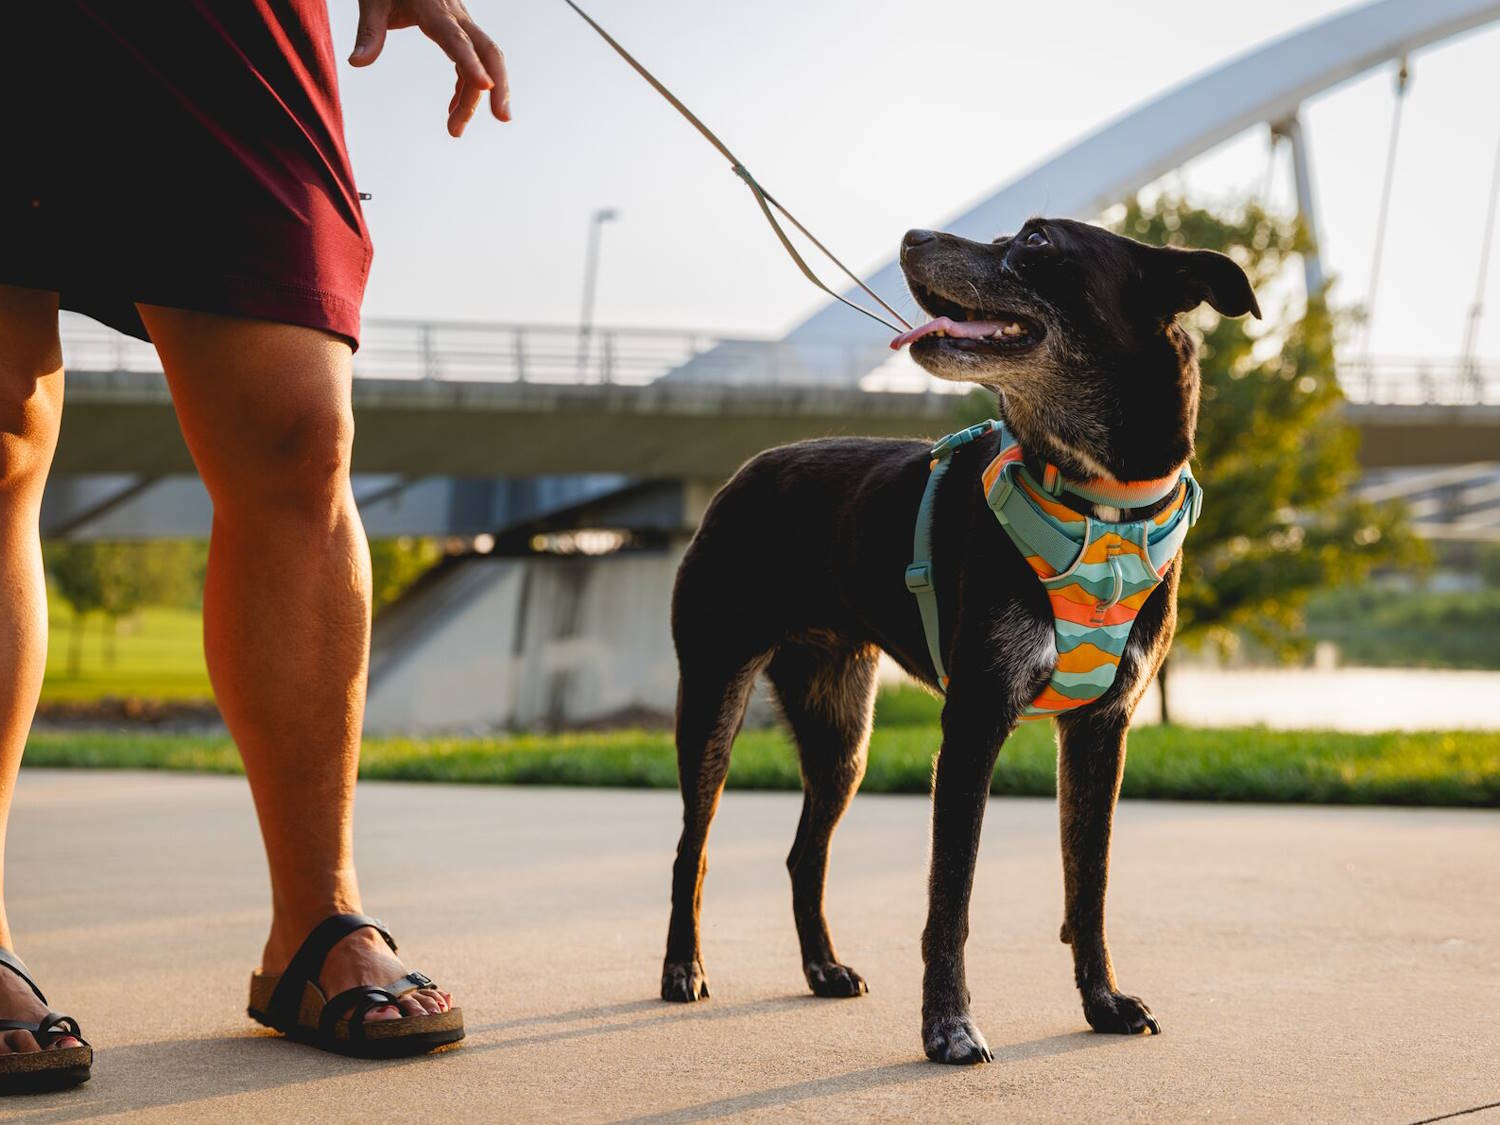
[981,450,1196,722]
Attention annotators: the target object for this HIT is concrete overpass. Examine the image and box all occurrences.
[52,367,961,479]
[51,337,1500,480]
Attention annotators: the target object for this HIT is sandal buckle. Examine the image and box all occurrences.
[408,971,434,989]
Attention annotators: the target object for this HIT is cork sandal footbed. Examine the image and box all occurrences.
[0,948,91,1094]
[248,972,463,1057]
[0,1044,92,1093]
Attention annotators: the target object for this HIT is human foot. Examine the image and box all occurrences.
[0,953,82,1055]
[261,918,453,1024]
[251,913,463,1058]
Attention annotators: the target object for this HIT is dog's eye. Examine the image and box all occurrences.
[1023,230,1049,248]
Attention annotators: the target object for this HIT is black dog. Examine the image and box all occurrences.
[660,219,1258,1063]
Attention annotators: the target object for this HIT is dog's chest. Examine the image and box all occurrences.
[984,594,1163,721]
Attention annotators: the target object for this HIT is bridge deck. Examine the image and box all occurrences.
[54,371,962,478]
[52,316,1500,477]
[52,368,1499,477]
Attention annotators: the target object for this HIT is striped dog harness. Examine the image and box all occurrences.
[905,420,1202,720]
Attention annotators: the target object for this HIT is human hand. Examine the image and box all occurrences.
[349,0,510,136]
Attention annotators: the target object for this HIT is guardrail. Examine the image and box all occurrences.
[357,319,775,385]
[57,316,881,387]
[1337,358,1500,406]
[56,315,1500,403]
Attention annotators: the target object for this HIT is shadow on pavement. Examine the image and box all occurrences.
[1,1003,1115,1122]
[0,1032,464,1123]
[466,997,665,1034]
[608,1031,1108,1123]
[460,993,817,1052]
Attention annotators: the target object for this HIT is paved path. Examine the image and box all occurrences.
[2,770,1497,1123]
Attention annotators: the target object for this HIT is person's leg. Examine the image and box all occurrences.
[135,306,449,1021]
[0,285,81,1053]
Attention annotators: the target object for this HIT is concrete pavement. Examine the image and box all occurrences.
[2,770,1497,1123]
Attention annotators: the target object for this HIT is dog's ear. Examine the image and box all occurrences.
[1140,245,1261,321]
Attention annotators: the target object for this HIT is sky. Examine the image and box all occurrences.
[328,0,1500,361]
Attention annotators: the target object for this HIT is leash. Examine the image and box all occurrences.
[558,0,913,334]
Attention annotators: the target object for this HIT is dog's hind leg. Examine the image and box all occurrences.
[661,655,767,1002]
[767,641,879,999]
[1055,708,1160,1035]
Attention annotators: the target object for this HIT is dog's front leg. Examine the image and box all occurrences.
[1055,709,1160,1035]
[920,689,1012,1065]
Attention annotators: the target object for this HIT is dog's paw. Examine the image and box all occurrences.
[922,1014,993,1065]
[1083,990,1160,1035]
[804,961,868,998]
[661,960,710,1003]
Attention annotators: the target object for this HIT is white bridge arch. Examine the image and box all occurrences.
[769,0,1500,381]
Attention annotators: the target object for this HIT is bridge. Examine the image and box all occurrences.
[49,316,1500,476]
[43,314,1500,542]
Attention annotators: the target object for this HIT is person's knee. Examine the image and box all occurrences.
[0,298,64,495]
[210,396,355,519]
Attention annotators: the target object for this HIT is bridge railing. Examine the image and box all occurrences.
[54,316,873,386]
[1338,358,1500,406]
[56,315,1500,402]
[357,319,739,384]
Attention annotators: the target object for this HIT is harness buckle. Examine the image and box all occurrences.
[904,562,935,593]
[929,420,996,460]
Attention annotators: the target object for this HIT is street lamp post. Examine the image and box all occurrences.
[578,207,619,379]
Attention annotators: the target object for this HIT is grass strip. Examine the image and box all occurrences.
[22,718,1500,807]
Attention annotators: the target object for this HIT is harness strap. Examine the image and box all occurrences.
[1146,475,1200,574]
[559,0,912,335]
[986,471,1089,577]
[905,422,997,689]
[907,420,1202,703]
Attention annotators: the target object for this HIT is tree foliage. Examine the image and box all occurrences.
[45,540,206,672]
[369,537,444,614]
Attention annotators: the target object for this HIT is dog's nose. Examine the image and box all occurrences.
[903,229,937,251]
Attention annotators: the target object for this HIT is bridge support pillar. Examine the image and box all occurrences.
[1271,112,1326,301]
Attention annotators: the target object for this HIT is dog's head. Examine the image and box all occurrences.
[896,218,1259,482]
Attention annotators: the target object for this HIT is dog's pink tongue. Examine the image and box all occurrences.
[890,316,1004,350]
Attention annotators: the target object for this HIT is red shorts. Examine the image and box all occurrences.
[1,2,372,349]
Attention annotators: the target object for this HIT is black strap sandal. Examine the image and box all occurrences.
[246,913,464,1059]
[0,948,92,1094]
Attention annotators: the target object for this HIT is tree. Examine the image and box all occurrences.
[369,537,444,615]
[45,540,207,673]
[47,543,107,676]
[961,195,1424,720]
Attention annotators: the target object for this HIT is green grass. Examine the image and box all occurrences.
[1305,585,1500,671]
[23,690,1500,808]
[42,599,212,703]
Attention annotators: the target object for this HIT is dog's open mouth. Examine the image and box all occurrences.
[891,281,1043,355]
